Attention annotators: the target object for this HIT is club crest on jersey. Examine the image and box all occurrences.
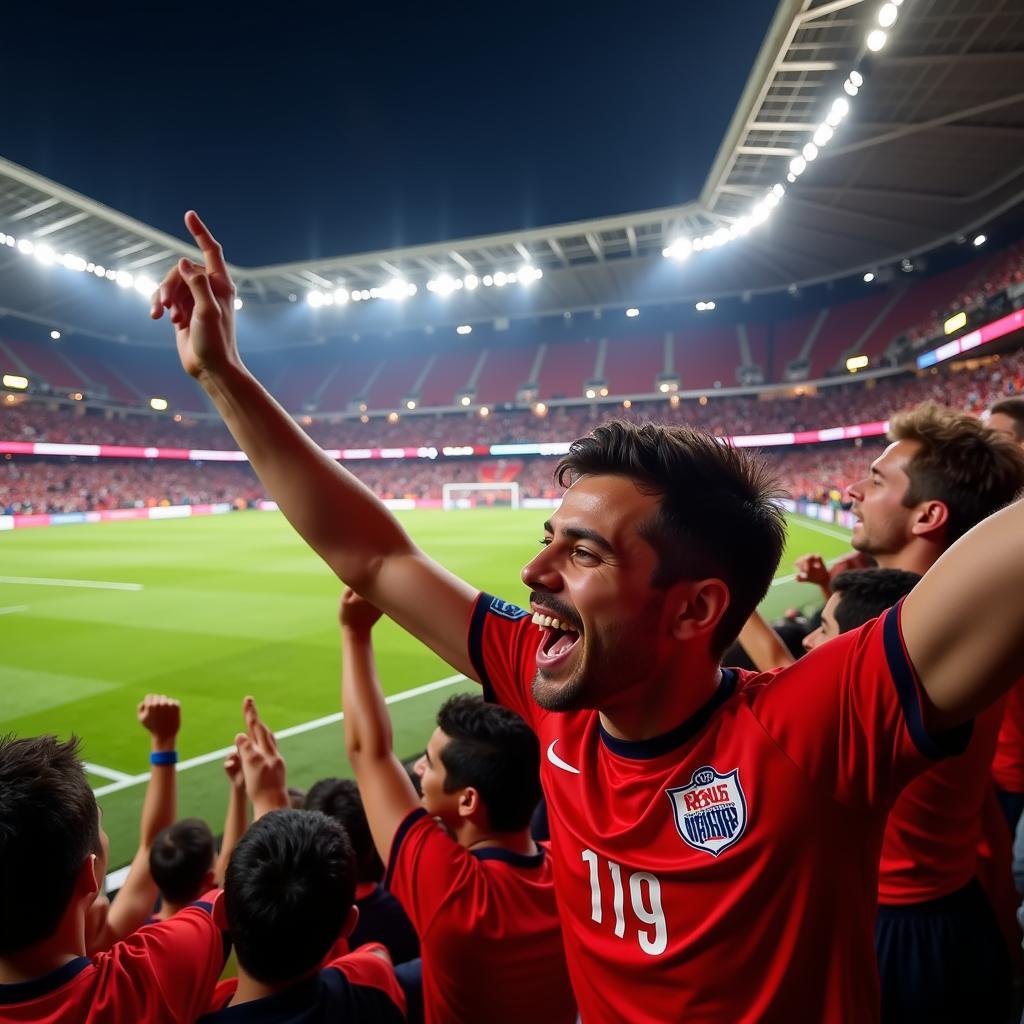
[667,765,748,857]
[488,597,529,620]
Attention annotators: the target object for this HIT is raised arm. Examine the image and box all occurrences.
[235,697,290,821]
[902,496,1024,728]
[89,695,180,952]
[339,589,422,861]
[214,752,249,886]
[737,611,796,672]
[150,212,479,678]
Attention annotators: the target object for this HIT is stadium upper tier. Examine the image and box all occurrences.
[2,240,1022,419]
[3,347,1023,456]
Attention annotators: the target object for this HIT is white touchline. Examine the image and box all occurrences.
[84,762,135,784]
[0,605,29,615]
[771,554,849,588]
[791,516,852,543]
[92,673,469,799]
[0,575,144,591]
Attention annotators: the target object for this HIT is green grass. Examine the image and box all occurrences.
[0,508,850,866]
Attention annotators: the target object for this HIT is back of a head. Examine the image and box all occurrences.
[305,778,383,884]
[437,694,541,833]
[832,568,922,633]
[556,420,787,655]
[0,735,99,955]
[225,809,356,984]
[889,403,1024,543]
[149,818,215,906]
[989,397,1024,442]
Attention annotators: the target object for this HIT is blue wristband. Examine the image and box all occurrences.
[150,750,178,766]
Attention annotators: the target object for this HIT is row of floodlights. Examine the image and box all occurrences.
[0,233,245,311]
[663,2,904,265]
[307,265,544,309]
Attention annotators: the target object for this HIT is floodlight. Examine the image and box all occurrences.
[585,388,596,399]
[787,173,797,183]
[50,330,61,340]
[93,265,106,277]
[849,70,864,87]
[534,402,547,415]
[34,244,56,265]
[62,254,88,272]
[813,124,834,147]
[494,271,508,287]
[115,271,134,288]
[479,406,490,417]
[877,3,898,28]
[482,275,493,287]
[866,29,886,50]
[517,266,540,284]
[626,307,639,318]
[134,276,157,297]
[460,395,471,406]
[463,274,479,290]
[802,142,819,162]
[846,355,869,372]
[844,80,859,97]
[307,291,325,307]
[332,289,348,305]
[3,374,29,390]
[457,324,472,335]
[387,412,399,423]
[829,97,850,122]
[622,399,632,409]
[150,397,169,410]
[430,274,458,296]
[973,234,987,247]
[712,228,731,247]
[662,238,693,261]
[789,156,806,176]
[406,400,417,410]
[863,272,875,283]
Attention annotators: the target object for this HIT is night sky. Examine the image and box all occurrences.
[3,1,777,266]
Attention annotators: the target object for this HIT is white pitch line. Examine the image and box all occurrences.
[791,516,852,542]
[92,673,468,799]
[84,761,134,784]
[0,605,28,615]
[0,575,144,591]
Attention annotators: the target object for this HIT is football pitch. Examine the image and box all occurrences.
[0,508,851,867]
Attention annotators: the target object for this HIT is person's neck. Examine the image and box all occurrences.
[0,930,84,986]
[459,825,538,857]
[599,663,722,742]
[231,967,317,1007]
[875,541,942,576]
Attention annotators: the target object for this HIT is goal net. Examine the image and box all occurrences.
[442,482,521,510]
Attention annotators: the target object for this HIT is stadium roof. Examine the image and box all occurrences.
[1,0,1022,344]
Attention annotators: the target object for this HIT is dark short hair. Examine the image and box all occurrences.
[149,818,215,905]
[436,694,541,833]
[0,735,100,954]
[990,397,1024,441]
[556,420,787,654]
[305,779,383,884]
[831,569,922,634]
[225,809,356,985]
[889,403,1024,543]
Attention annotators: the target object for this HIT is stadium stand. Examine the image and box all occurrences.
[675,326,743,390]
[473,345,536,405]
[2,338,89,393]
[536,338,599,400]
[418,347,479,407]
[601,333,663,396]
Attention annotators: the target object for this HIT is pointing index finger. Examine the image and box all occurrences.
[184,210,228,276]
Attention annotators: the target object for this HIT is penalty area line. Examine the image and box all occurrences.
[92,672,468,799]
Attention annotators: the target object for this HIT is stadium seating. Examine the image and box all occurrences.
[602,334,664,396]
[536,338,600,400]
[418,347,479,407]
[473,346,537,405]
[2,338,89,393]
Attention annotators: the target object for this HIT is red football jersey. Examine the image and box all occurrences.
[879,698,1005,904]
[201,945,405,1022]
[385,808,576,1024]
[0,895,226,1023]
[992,679,1024,793]
[468,594,970,1024]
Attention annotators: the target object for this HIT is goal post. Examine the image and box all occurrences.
[442,481,521,510]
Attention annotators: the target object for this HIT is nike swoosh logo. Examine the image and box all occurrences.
[546,739,581,775]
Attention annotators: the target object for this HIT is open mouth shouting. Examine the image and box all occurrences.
[532,608,582,673]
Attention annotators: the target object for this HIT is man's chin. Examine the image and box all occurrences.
[532,671,588,713]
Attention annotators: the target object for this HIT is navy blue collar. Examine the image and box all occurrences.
[0,957,91,1005]
[471,845,547,868]
[202,974,322,1021]
[599,669,738,760]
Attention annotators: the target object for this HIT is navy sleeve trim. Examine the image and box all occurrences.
[469,592,498,704]
[383,807,429,891]
[884,601,972,760]
[0,957,91,1004]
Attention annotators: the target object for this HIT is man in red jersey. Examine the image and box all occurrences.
[152,213,1024,1023]
[0,734,228,1023]
[338,589,575,1024]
